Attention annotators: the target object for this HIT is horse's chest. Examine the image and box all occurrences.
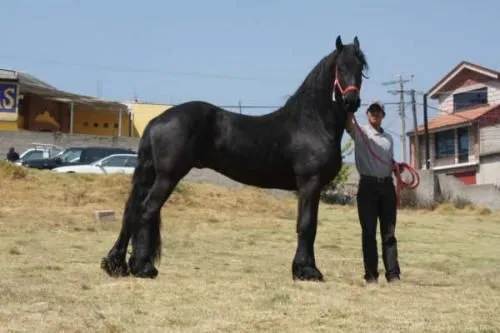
[319,152,342,177]
[295,138,342,177]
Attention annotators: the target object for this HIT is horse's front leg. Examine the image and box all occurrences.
[292,175,324,281]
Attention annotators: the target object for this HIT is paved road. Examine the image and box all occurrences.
[183,168,295,199]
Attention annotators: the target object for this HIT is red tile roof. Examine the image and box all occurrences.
[409,104,500,135]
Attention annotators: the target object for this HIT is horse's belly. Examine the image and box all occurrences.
[201,148,297,190]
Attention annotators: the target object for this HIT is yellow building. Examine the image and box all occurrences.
[125,101,173,137]
[0,69,131,137]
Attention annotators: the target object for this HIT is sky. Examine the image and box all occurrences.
[1,0,498,163]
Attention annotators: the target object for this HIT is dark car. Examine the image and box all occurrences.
[22,146,137,170]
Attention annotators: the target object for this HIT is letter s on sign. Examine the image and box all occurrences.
[2,88,15,109]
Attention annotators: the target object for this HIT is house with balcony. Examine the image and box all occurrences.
[407,61,500,185]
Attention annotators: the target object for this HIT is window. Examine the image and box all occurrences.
[457,127,469,163]
[453,87,487,111]
[124,156,138,167]
[434,129,455,159]
[56,148,83,163]
[23,150,44,161]
[100,156,129,167]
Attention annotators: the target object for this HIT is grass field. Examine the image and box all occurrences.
[1,162,499,333]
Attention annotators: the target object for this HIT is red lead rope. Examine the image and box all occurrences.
[352,116,420,207]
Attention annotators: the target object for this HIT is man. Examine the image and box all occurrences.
[6,147,20,163]
[345,101,401,284]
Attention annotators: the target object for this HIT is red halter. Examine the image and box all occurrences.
[333,66,360,96]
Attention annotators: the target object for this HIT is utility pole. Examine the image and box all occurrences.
[383,74,414,162]
[423,93,430,170]
[410,89,420,168]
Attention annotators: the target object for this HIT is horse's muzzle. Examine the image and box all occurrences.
[343,92,360,113]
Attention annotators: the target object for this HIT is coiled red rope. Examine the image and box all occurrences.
[352,116,420,207]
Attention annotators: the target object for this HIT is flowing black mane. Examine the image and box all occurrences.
[285,43,369,111]
[101,35,369,283]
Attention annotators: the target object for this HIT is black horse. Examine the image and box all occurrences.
[101,35,368,281]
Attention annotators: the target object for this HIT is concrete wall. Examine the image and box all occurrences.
[479,119,500,156]
[399,169,500,211]
[477,154,500,185]
[436,172,500,210]
[0,130,139,156]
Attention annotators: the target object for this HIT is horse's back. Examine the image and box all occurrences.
[142,99,299,190]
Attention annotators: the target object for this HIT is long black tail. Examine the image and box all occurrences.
[127,121,163,262]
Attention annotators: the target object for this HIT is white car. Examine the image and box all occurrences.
[52,154,138,175]
[14,143,64,166]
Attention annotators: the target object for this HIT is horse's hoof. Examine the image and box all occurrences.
[100,256,129,277]
[129,257,159,279]
[292,264,324,282]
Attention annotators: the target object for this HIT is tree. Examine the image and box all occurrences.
[330,138,354,190]
[319,138,355,204]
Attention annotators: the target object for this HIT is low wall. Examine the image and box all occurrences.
[437,173,500,210]
[403,169,500,211]
[0,130,140,155]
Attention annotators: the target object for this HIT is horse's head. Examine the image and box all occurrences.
[333,35,367,113]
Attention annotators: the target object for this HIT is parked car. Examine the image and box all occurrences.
[22,146,136,170]
[13,143,64,166]
[52,154,138,175]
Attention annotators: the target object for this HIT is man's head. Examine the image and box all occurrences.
[366,101,385,129]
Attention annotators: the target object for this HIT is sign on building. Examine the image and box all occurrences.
[0,82,18,121]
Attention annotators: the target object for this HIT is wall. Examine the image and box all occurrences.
[20,93,70,132]
[437,172,500,210]
[477,154,500,185]
[0,92,132,138]
[478,108,500,156]
[0,130,139,157]
[0,121,18,131]
[72,105,131,137]
[401,169,500,211]
[127,102,173,137]
[437,78,500,112]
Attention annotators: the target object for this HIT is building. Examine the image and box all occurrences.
[125,101,173,137]
[407,61,500,185]
[0,68,132,137]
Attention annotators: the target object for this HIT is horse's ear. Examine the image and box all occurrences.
[335,35,343,51]
[353,36,360,50]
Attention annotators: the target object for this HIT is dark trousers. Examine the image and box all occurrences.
[356,175,400,282]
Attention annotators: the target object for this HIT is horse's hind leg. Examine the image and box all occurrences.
[128,132,193,278]
[101,158,155,277]
[128,172,184,278]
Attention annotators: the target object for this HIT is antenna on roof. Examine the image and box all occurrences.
[133,86,139,102]
[96,80,102,98]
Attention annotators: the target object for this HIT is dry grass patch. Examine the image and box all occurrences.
[0,162,499,333]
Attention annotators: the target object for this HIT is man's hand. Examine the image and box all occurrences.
[345,112,355,137]
[393,161,405,174]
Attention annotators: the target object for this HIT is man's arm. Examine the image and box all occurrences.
[345,112,357,140]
